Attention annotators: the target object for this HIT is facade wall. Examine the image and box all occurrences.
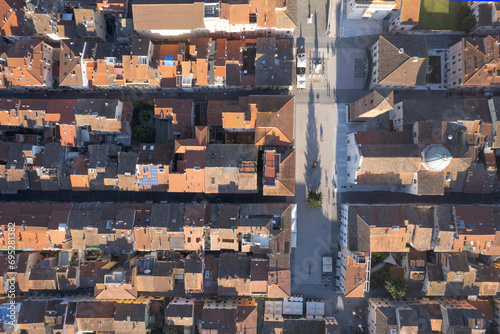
[42,44,54,87]
[389,13,415,34]
[445,41,464,89]
[369,40,379,89]
[346,133,360,184]
[471,5,500,35]
[338,204,349,295]
[136,27,294,42]
[389,14,415,34]
[346,0,395,20]
[346,0,396,21]
[389,102,404,131]
[94,11,107,42]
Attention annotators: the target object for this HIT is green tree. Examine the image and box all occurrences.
[306,191,323,209]
[370,264,390,289]
[134,125,155,143]
[163,325,182,334]
[371,252,389,267]
[459,14,476,32]
[141,108,151,122]
[384,274,407,299]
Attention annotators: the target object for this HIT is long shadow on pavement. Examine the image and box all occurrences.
[303,83,321,193]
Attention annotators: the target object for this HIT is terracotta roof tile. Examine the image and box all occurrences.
[0,0,28,37]
[253,96,294,146]
[60,124,77,147]
[400,0,421,25]
[132,1,205,31]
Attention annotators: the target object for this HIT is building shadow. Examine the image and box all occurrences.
[314,10,319,59]
[296,24,305,52]
[303,83,321,194]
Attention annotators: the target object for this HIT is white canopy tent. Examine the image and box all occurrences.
[291,204,297,248]
[283,300,303,316]
[323,257,333,273]
[264,301,283,321]
[306,301,325,319]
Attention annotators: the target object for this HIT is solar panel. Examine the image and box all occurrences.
[138,166,159,187]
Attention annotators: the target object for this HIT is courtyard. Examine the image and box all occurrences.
[415,0,469,31]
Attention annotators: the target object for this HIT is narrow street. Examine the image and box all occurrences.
[0,87,286,102]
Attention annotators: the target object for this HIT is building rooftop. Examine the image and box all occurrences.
[398,97,491,124]
[376,35,428,86]
[219,252,251,278]
[255,38,293,87]
[114,302,147,322]
[132,0,205,31]
[206,144,257,168]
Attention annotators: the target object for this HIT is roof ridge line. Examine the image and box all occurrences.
[276,180,295,196]
[379,57,419,84]
[381,35,412,58]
